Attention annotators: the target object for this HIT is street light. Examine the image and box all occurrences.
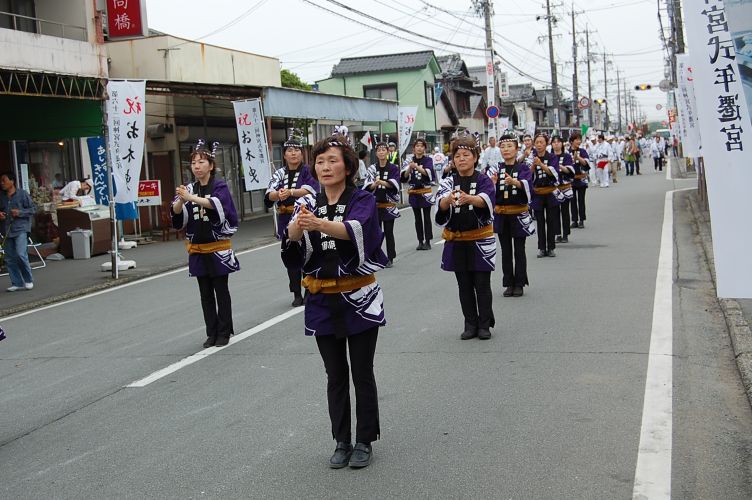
[634,84,652,91]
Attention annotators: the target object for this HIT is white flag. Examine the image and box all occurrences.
[398,106,418,156]
[360,131,373,151]
[233,99,272,191]
[106,80,146,208]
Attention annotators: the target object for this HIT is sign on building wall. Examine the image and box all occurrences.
[106,0,148,39]
[137,180,161,206]
[686,0,752,298]
[499,71,509,98]
[398,106,418,157]
[233,99,272,191]
[106,80,146,220]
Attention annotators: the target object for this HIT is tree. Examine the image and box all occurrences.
[281,69,311,91]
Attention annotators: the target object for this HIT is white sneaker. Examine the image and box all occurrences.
[6,286,21,292]
[24,282,33,290]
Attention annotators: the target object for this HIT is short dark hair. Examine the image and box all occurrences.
[551,135,564,145]
[598,133,605,140]
[569,132,582,142]
[499,133,519,149]
[190,151,217,177]
[2,171,16,183]
[358,149,368,160]
[450,136,479,165]
[311,134,358,187]
[413,138,428,148]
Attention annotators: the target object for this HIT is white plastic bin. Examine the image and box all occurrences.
[68,229,92,260]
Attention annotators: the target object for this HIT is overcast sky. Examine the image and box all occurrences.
[145,0,671,121]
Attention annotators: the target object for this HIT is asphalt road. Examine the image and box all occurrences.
[1,170,750,499]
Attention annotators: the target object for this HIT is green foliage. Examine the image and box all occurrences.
[281,69,311,91]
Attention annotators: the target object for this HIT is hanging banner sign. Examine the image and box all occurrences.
[686,0,752,298]
[675,54,702,158]
[86,136,110,206]
[233,99,272,191]
[106,0,147,38]
[398,106,418,157]
[526,121,536,137]
[499,117,510,133]
[106,80,146,220]
[514,103,527,129]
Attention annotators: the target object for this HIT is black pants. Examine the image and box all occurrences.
[635,154,641,174]
[535,200,560,252]
[498,225,528,288]
[379,214,396,260]
[287,267,302,295]
[412,206,433,243]
[196,275,233,339]
[455,271,495,330]
[571,186,587,223]
[559,199,571,237]
[654,157,663,171]
[315,327,380,444]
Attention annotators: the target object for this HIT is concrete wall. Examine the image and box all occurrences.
[107,36,281,87]
[0,28,106,77]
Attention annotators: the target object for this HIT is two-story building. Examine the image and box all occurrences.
[0,0,107,211]
[437,54,487,145]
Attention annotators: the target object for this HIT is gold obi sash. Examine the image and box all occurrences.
[442,224,494,242]
[494,204,529,215]
[302,274,377,294]
[574,173,588,180]
[533,185,557,195]
[376,202,397,209]
[186,240,232,254]
[559,183,572,190]
[276,205,295,215]
[408,187,432,195]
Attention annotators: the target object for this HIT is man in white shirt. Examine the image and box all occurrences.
[592,134,611,187]
[481,136,502,175]
[607,136,619,184]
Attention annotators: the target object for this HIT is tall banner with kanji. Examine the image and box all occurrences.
[106,80,145,221]
[675,54,702,158]
[233,99,271,191]
[398,106,418,157]
[686,0,752,298]
[86,136,110,206]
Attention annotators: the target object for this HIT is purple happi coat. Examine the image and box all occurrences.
[172,178,240,277]
[401,155,435,208]
[435,171,496,272]
[364,162,401,221]
[570,147,591,188]
[530,151,561,210]
[488,162,536,238]
[555,151,575,200]
[264,164,319,240]
[282,188,387,337]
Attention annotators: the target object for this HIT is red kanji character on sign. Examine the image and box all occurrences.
[123,96,142,115]
[238,114,252,126]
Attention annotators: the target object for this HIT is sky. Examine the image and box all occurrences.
[144,0,671,122]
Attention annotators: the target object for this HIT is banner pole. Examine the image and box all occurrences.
[102,87,119,279]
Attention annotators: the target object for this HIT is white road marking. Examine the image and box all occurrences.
[0,241,279,322]
[632,187,692,499]
[126,306,304,388]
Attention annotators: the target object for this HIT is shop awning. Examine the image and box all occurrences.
[262,87,399,122]
[0,95,103,140]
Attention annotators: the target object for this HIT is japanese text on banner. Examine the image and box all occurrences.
[398,106,418,157]
[232,99,272,191]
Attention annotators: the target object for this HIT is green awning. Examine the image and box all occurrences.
[0,95,103,140]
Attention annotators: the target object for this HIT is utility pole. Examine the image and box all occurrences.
[586,27,593,129]
[571,7,579,127]
[545,0,560,132]
[616,67,622,134]
[475,0,497,139]
[603,51,609,132]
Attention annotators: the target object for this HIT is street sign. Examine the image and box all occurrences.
[659,79,671,92]
[656,104,663,110]
[578,96,591,110]
[486,105,500,119]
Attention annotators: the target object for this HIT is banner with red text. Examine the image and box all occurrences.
[233,99,272,191]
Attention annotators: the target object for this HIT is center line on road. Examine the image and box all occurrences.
[632,187,693,499]
[126,306,304,388]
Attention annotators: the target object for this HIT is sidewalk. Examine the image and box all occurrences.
[0,214,278,317]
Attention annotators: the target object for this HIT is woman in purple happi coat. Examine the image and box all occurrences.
[172,140,240,348]
[364,140,401,267]
[265,131,319,306]
[568,132,590,229]
[435,136,496,341]
[488,134,535,298]
[551,136,575,244]
[530,133,561,258]
[283,132,387,470]
[401,138,435,250]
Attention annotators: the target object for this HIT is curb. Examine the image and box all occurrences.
[0,236,277,318]
[687,191,752,407]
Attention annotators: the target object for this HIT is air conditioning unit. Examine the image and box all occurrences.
[146,124,173,139]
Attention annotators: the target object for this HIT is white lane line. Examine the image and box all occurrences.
[631,188,690,499]
[0,241,279,322]
[126,306,304,388]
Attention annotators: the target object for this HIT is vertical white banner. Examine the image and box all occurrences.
[686,0,752,298]
[514,103,527,129]
[499,117,510,133]
[675,54,702,158]
[485,50,497,138]
[398,106,418,157]
[526,121,537,137]
[233,99,272,191]
[106,80,146,206]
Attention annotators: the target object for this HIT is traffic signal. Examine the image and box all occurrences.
[595,98,605,104]
[634,84,652,91]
